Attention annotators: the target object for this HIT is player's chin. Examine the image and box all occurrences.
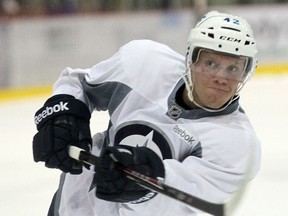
[204,97,231,110]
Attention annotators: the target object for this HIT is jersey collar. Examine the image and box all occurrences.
[167,79,240,120]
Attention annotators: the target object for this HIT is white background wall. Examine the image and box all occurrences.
[0,4,288,89]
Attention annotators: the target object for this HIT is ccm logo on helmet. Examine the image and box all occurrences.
[35,101,69,125]
[219,36,241,43]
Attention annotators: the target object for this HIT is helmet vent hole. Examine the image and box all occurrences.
[245,41,250,45]
[218,44,222,48]
[208,33,214,38]
[221,27,240,32]
[235,48,239,51]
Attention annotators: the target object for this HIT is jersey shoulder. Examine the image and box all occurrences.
[120,39,184,61]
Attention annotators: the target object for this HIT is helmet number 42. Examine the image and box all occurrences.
[224,17,240,25]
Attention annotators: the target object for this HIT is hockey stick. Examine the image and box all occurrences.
[69,145,252,216]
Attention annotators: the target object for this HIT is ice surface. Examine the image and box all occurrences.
[1,74,287,215]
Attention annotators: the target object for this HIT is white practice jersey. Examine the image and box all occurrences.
[50,40,261,216]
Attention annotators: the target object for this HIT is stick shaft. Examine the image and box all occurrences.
[69,146,224,216]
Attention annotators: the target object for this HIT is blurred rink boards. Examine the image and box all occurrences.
[0,4,288,89]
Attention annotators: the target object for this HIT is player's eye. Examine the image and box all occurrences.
[205,60,218,69]
[226,66,238,74]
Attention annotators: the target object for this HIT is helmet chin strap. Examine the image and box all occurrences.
[182,67,240,113]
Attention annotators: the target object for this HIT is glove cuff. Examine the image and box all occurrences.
[34,94,91,130]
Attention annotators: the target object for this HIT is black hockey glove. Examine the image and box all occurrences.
[32,94,92,174]
[94,145,165,203]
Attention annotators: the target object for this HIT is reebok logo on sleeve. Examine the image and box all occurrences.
[34,101,69,125]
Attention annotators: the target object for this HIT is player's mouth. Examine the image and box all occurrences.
[209,87,229,94]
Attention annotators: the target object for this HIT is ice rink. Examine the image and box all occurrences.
[1,74,287,216]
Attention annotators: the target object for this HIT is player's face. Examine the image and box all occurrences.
[190,50,247,109]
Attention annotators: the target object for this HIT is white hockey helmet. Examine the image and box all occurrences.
[184,11,258,111]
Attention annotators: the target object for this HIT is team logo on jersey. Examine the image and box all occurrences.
[112,122,173,204]
[114,122,174,160]
[90,122,174,194]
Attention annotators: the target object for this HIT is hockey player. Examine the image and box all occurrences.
[33,11,261,215]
